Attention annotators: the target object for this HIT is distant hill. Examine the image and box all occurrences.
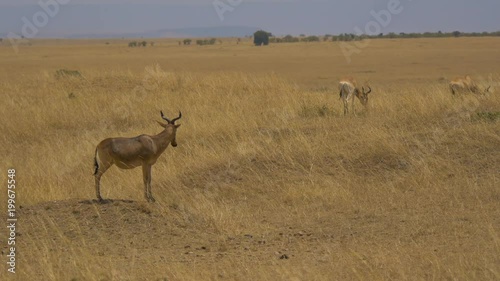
[65,26,260,39]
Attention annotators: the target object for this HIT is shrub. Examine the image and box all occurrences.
[128,41,149,47]
[282,35,299,43]
[196,38,217,46]
[474,112,500,122]
[302,36,320,42]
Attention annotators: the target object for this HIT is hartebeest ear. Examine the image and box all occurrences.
[174,124,181,128]
[156,121,167,128]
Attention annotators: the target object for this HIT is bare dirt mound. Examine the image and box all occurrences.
[8,198,346,280]
[8,199,219,280]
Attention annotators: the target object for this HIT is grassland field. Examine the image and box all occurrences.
[0,37,500,280]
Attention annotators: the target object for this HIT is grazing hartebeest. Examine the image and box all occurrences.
[449,75,491,95]
[94,111,182,202]
[338,78,372,115]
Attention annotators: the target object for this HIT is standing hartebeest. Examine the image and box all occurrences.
[338,78,372,115]
[93,111,182,202]
[449,75,491,95]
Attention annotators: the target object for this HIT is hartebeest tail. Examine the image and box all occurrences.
[93,148,99,176]
[93,111,182,202]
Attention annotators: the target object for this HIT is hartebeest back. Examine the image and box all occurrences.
[449,75,490,95]
[338,77,372,115]
[93,111,182,202]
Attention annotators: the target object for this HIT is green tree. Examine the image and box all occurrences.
[254,30,271,46]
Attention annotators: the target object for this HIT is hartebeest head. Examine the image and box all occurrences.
[356,86,372,106]
[158,111,182,147]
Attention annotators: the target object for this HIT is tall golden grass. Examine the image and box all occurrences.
[1,39,500,280]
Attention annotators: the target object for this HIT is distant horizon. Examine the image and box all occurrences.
[2,25,499,40]
[3,27,500,40]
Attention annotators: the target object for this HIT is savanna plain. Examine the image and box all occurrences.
[1,37,500,280]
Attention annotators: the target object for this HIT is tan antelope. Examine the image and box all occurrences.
[93,111,182,202]
[449,75,490,95]
[338,78,372,115]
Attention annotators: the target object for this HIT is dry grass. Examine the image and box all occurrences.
[0,38,500,280]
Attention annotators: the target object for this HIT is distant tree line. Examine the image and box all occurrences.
[269,33,364,43]
[128,41,152,47]
[262,30,500,44]
[269,35,321,43]
[123,30,500,49]
[328,30,500,42]
[371,30,500,39]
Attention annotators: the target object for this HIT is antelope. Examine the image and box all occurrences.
[449,75,490,95]
[93,111,182,202]
[338,78,372,115]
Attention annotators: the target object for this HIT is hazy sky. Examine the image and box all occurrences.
[1,0,499,37]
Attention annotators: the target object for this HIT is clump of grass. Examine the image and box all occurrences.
[473,111,500,122]
[55,69,82,78]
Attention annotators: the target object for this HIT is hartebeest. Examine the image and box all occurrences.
[93,111,182,202]
[339,78,372,115]
[449,75,491,95]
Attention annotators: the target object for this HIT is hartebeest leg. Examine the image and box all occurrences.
[94,165,111,202]
[142,164,155,202]
[94,154,112,202]
[95,175,103,201]
[352,98,356,115]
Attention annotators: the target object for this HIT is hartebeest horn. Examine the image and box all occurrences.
[171,111,182,124]
[160,111,171,123]
[363,86,372,94]
[160,111,182,124]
